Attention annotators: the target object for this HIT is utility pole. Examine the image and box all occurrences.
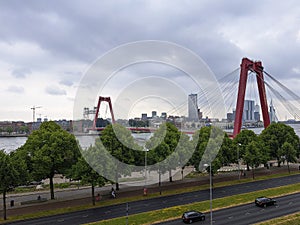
[31,106,42,122]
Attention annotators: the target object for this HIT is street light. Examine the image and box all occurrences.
[238,143,241,180]
[204,163,212,225]
[144,147,149,187]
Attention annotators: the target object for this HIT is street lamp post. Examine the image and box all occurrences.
[144,147,148,187]
[204,163,213,225]
[238,143,241,180]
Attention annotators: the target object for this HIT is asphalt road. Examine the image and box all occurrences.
[5,174,300,225]
[158,192,300,225]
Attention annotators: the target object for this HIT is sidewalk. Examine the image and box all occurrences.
[2,166,195,208]
[3,165,300,219]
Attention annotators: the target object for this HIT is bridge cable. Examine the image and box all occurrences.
[264,71,300,103]
[165,67,239,117]
[255,72,300,120]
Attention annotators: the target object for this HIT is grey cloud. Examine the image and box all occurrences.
[11,68,31,78]
[0,0,299,83]
[59,71,82,86]
[59,79,74,86]
[6,85,25,93]
[45,85,67,95]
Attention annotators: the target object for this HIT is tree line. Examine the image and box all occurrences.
[1,121,299,220]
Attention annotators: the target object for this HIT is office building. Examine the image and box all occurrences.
[152,111,157,118]
[269,100,277,122]
[188,93,199,121]
[243,100,255,122]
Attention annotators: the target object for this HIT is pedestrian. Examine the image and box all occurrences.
[96,193,101,201]
[143,187,147,196]
[111,187,116,198]
[111,190,116,198]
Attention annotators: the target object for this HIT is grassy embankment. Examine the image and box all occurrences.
[254,212,300,225]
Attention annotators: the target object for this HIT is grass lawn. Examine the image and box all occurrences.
[254,212,300,225]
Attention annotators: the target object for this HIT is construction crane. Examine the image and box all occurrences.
[31,106,42,122]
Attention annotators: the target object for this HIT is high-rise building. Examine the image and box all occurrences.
[151,111,157,118]
[243,100,255,122]
[269,100,277,122]
[227,112,234,122]
[254,104,260,121]
[188,93,198,121]
[141,113,147,120]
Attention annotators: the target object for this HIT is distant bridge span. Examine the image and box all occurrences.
[89,126,232,136]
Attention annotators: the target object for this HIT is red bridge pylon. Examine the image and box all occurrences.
[93,96,115,130]
[233,58,270,138]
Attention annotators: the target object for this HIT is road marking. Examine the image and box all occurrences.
[228,216,233,219]
[82,214,89,218]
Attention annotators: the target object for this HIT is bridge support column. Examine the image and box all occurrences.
[233,58,270,138]
[93,96,115,130]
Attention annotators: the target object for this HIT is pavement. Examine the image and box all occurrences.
[2,164,299,219]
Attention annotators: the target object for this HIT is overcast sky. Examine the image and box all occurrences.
[1,0,300,122]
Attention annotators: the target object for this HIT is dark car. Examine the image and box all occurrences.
[182,210,205,223]
[255,196,276,207]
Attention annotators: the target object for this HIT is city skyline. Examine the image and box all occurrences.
[1,1,300,122]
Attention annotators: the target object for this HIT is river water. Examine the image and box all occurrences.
[2,124,300,153]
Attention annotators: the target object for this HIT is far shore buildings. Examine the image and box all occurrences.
[0,96,282,135]
[0,119,73,135]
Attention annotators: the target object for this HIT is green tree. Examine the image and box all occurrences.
[260,123,299,167]
[0,150,18,220]
[20,125,30,134]
[100,124,138,190]
[162,123,181,182]
[243,141,266,179]
[233,129,258,171]
[147,141,170,195]
[10,149,31,186]
[201,127,224,176]
[6,126,13,134]
[189,126,211,171]
[219,133,236,166]
[145,122,181,184]
[177,132,194,180]
[279,142,297,173]
[69,152,106,205]
[189,126,224,175]
[20,121,80,199]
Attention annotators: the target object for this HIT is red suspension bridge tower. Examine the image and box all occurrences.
[233,58,270,137]
[92,96,115,130]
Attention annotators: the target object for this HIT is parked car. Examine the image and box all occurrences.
[182,210,205,223]
[255,196,276,207]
